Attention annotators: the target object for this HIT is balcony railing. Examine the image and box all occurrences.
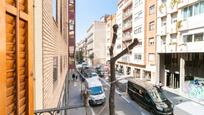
[34,105,84,115]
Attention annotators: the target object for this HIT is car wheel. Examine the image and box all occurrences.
[150,109,155,115]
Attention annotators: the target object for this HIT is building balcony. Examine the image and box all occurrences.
[178,0,197,8]
[123,36,132,42]
[158,4,167,17]
[157,43,177,53]
[179,14,204,31]
[169,23,177,34]
[123,23,132,32]
[123,13,132,21]
[158,26,167,35]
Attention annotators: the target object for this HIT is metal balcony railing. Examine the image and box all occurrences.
[34,105,84,115]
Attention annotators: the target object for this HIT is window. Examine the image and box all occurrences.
[183,7,188,20]
[149,37,154,46]
[161,17,166,26]
[188,6,193,17]
[184,35,192,42]
[194,33,203,42]
[134,53,142,60]
[134,10,143,21]
[171,13,177,24]
[52,0,57,21]
[148,53,155,61]
[170,34,177,43]
[201,1,204,13]
[134,25,142,34]
[135,0,142,8]
[69,20,75,30]
[117,44,121,49]
[194,3,200,16]
[149,4,155,15]
[161,35,166,44]
[183,1,204,20]
[53,56,58,83]
[149,21,155,31]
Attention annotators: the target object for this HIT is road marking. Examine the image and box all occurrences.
[89,106,96,115]
[121,95,130,103]
[100,78,130,104]
[74,82,77,87]
[116,111,125,115]
[141,112,146,115]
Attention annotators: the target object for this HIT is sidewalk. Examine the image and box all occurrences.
[67,71,92,115]
[163,89,190,105]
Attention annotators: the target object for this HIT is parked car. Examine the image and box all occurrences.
[85,78,106,106]
[95,65,105,77]
[128,79,173,115]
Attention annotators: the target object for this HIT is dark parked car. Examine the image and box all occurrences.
[128,79,173,115]
[95,66,104,77]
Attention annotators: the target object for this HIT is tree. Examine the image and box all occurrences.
[88,53,94,65]
[75,50,84,63]
[109,24,139,115]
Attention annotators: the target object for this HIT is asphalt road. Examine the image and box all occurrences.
[89,78,151,115]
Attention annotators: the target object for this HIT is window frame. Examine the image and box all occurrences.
[149,4,155,15]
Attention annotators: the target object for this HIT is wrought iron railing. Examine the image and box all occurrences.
[34,105,84,115]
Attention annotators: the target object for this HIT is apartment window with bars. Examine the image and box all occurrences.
[149,21,155,31]
[149,4,155,15]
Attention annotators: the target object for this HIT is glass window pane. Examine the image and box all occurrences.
[194,33,203,42]
[184,35,192,42]
[200,1,204,13]
[194,3,200,15]
[187,35,192,42]
[183,7,188,20]
[189,6,193,17]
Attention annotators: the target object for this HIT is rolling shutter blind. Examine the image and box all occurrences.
[0,0,33,114]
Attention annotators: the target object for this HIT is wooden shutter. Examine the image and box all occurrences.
[0,0,34,114]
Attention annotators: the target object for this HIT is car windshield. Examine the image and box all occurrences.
[148,87,167,103]
[92,73,97,77]
[89,86,103,95]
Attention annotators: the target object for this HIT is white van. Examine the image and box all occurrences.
[85,78,106,106]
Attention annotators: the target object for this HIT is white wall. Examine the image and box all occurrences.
[34,0,43,110]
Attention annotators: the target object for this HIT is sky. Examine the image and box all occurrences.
[76,0,118,43]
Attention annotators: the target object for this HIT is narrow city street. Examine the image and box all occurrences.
[91,78,151,115]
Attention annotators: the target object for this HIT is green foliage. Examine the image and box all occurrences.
[170,0,181,8]
[176,20,182,31]
[159,3,166,13]
[75,50,84,63]
[88,53,94,59]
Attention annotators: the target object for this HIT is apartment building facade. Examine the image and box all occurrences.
[157,0,204,104]
[115,0,157,84]
[105,14,116,62]
[86,21,106,66]
[34,0,69,109]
